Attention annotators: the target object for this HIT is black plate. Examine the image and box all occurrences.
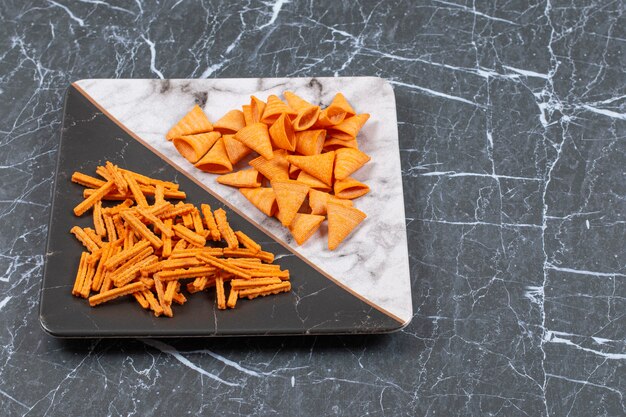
[39,84,403,337]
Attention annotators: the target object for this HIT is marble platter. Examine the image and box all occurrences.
[39,77,412,337]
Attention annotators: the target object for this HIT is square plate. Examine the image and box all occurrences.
[39,77,411,337]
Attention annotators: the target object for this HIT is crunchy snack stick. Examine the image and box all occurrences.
[121,211,163,249]
[73,180,115,216]
[173,224,206,247]
[196,254,252,280]
[136,207,174,237]
[226,288,238,309]
[154,277,173,317]
[133,291,150,309]
[234,231,261,253]
[93,201,106,237]
[154,266,216,281]
[70,163,291,316]
[163,281,178,306]
[172,291,187,305]
[223,248,275,263]
[88,282,145,307]
[72,252,89,297]
[239,282,291,300]
[104,240,151,270]
[230,277,283,289]
[142,290,163,317]
[155,184,165,205]
[105,161,129,194]
[214,208,238,249]
[91,243,113,292]
[200,204,221,241]
[124,172,149,207]
[215,276,226,310]
[72,171,106,188]
[70,226,100,253]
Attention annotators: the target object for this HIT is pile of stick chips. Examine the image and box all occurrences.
[70,162,290,316]
[166,91,370,250]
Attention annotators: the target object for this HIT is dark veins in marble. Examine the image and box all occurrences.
[0,1,624,416]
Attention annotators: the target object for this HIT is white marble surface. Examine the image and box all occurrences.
[76,77,412,323]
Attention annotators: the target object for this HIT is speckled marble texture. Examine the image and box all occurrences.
[1,1,625,416]
[75,77,412,323]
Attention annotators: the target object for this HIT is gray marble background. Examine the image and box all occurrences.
[0,1,624,416]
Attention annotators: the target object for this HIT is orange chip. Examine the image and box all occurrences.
[223,134,252,165]
[283,91,313,111]
[296,171,331,192]
[292,105,321,132]
[234,122,273,160]
[286,151,335,186]
[334,148,371,180]
[217,168,262,188]
[294,129,325,156]
[271,180,310,227]
[249,149,289,181]
[323,136,358,152]
[283,91,320,131]
[327,201,366,250]
[166,105,213,141]
[308,189,352,216]
[213,109,245,134]
[173,131,221,164]
[239,188,278,217]
[250,96,266,124]
[333,176,370,199]
[289,164,301,179]
[194,137,233,174]
[327,114,370,140]
[313,106,346,128]
[269,113,296,151]
[260,95,297,125]
[288,213,325,245]
[242,104,254,126]
[329,92,356,118]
